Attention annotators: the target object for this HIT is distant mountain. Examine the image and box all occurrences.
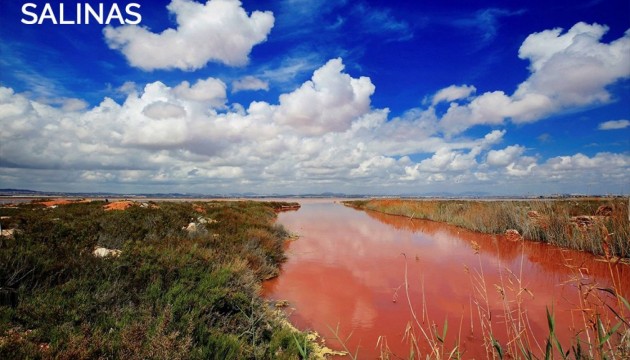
[396,191,493,198]
[0,188,40,194]
[6,189,588,200]
[0,188,119,197]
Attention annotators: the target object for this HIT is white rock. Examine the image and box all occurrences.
[93,247,121,258]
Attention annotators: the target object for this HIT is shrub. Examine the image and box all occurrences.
[0,200,308,359]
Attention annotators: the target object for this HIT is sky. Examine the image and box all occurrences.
[0,0,629,195]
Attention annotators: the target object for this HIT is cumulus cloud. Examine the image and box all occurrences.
[173,77,227,107]
[60,98,89,112]
[486,145,526,167]
[104,0,275,70]
[514,22,630,111]
[432,85,476,105]
[402,130,505,180]
[545,152,629,171]
[274,58,375,136]
[232,76,269,93]
[438,22,630,134]
[1,46,629,194]
[598,119,630,130]
[142,101,186,119]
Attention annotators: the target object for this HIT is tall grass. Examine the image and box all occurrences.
[344,198,629,258]
[0,200,312,359]
[339,199,630,359]
[330,241,629,359]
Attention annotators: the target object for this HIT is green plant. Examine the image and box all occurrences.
[0,200,307,359]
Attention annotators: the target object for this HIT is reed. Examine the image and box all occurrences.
[329,240,629,359]
[344,198,629,258]
[338,199,629,359]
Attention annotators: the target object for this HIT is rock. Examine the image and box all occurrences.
[0,228,15,238]
[93,247,121,258]
[184,222,198,233]
[140,202,160,209]
[183,221,208,236]
[505,229,522,241]
[595,205,613,216]
[570,215,597,229]
[196,217,218,224]
[527,211,540,219]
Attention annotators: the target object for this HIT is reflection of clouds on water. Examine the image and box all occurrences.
[350,296,378,329]
[265,201,628,358]
[267,261,380,333]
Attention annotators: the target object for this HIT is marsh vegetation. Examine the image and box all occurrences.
[0,200,311,359]
[344,198,629,259]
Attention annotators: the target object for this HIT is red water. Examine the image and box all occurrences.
[263,200,629,359]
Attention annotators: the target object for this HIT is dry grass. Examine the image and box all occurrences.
[345,198,629,258]
[331,244,629,359]
[341,198,630,359]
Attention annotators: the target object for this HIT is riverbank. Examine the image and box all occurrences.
[265,200,629,359]
[344,198,629,259]
[0,200,314,359]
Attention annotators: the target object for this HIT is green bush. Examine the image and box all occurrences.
[0,200,307,359]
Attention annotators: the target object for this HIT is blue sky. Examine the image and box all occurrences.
[0,0,628,195]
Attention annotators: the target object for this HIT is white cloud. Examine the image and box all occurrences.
[544,152,629,171]
[273,58,375,136]
[1,49,629,194]
[103,0,274,70]
[232,76,269,93]
[60,98,89,112]
[514,22,630,112]
[438,22,630,134]
[486,145,526,167]
[402,130,505,180]
[256,52,325,91]
[518,22,608,73]
[142,101,186,119]
[598,119,630,130]
[432,85,476,105]
[118,81,138,95]
[173,77,227,107]
[505,156,537,176]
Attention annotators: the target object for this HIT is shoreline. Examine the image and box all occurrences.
[343,198,629,259]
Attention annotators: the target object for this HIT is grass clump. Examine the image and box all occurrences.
[0,200,312,359]
[344,198,629,258]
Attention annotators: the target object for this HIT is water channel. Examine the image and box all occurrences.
[263,200,628,358]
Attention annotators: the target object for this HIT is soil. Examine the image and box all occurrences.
[37,199,91,207]
[103,201,135,211]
